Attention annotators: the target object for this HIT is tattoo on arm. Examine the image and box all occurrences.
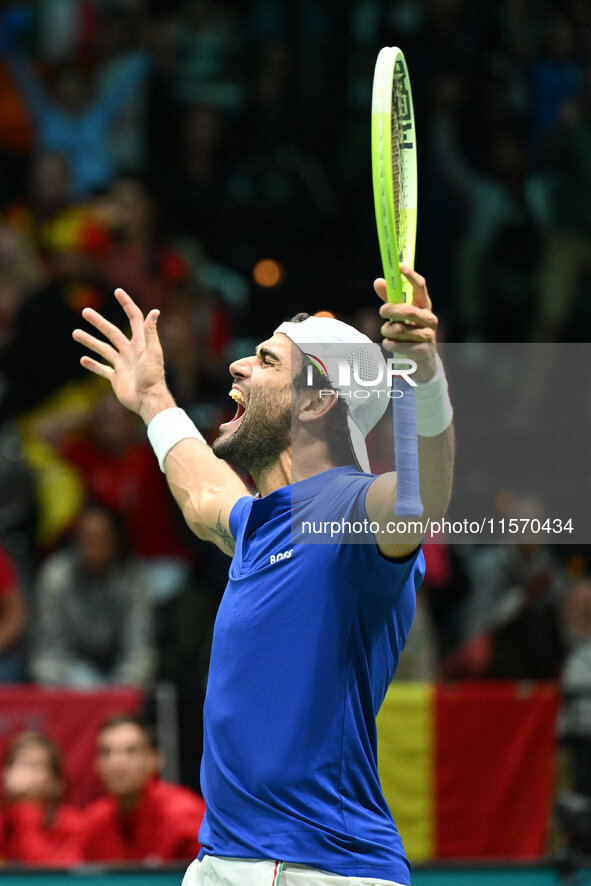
[212,509,235,553]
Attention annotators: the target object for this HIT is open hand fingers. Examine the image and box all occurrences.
[79,355,115,380]
[81,307,130,351]
[114,288,146,345]
[72,328,119,365]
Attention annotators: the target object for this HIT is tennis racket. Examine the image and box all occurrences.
[371,46,423,517]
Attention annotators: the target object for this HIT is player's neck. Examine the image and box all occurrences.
[252,450,291,498]
[253,443,338,497]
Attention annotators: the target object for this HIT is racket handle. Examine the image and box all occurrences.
[392,377,424,517]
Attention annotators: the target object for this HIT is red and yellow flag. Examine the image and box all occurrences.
[377,681,559,861]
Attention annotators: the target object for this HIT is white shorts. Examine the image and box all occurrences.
[181,856,408,886]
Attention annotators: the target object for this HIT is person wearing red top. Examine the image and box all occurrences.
[2,731,86,865]
[61,393,193,563]
[83,713,204,864]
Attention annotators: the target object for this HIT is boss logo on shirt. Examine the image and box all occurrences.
[269,549,293,565]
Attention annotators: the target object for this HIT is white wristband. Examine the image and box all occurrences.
[414,353,453,437]
[147,407,206,471]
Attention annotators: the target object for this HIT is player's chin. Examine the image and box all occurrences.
[213,425,233,449]
[212,420,243,457]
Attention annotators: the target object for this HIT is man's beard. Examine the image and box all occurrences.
[212,393,291,476]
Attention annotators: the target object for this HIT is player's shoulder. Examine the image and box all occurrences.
[304,465,378,515]
[296,465,375,501]
[326,464,376,487]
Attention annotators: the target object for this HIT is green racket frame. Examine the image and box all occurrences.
[371,46,417,305]
[371,46,423,517]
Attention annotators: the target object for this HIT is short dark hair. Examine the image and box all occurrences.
[98,713,158,751]
[77,501,130,560]
[289,313,357,467]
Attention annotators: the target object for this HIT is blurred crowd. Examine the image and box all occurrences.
[1,715,205,866]
[0,0,589,858]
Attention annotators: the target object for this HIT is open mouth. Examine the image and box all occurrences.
[221,387,247,428]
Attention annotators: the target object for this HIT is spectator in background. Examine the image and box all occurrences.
[0,422,37,585]
[93,5,152,177]
[420,540,470,669]
[443,541,568,680]
[172,0,246,111]
[30,504,154,688]
[3,39,150,198]
[395,541,471,680]
[3,730,85,865]
[83,713,205,863]
[154,253,244,425]
[0,152,106,418]
[528,13,583,156]
[159,103,230,258]
[427,73,548,340]
[0,2,33,204]
[156,564,222,794]
[533,65,591,341]
[98,176,179,313]
[0,545,26,682]
[3,151,107,275]
[0,153,115,420]
[0,223,42,357]
[59,392,194,598]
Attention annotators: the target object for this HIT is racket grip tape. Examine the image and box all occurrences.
[392,378,424,517]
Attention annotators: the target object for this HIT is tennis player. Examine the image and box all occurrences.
[73,266,453,886]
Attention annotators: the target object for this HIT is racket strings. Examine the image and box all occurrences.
[391,83,408,266]
[390,56,414,295]
[390,109,402,251]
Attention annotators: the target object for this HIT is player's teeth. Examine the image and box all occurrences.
[229,389,247,408]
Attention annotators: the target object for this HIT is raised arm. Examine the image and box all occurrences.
[72,289,249,556]
[365,267,454,559]
[94,51,150,122]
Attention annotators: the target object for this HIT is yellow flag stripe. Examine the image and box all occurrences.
[376,682,435,861]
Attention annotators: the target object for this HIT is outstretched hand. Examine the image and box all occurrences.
[72,288,174,423]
